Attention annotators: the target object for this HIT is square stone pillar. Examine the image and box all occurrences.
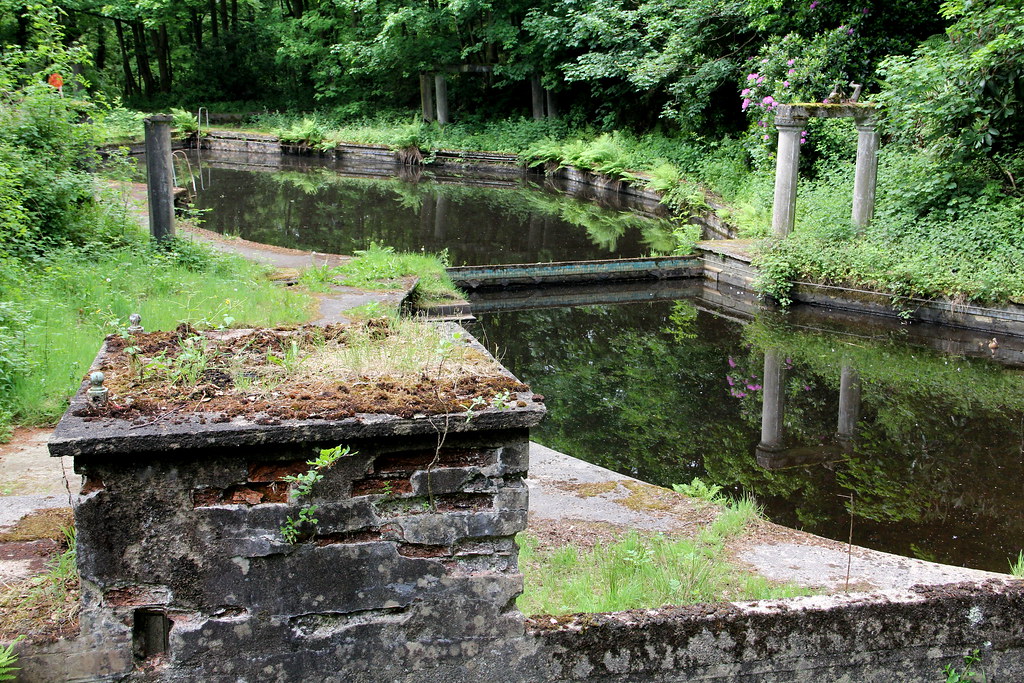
[48,329,544,681]
[771,111,808,238]
[852,114,880,229]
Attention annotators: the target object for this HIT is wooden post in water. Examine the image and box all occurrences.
[420,73,435,123]
[144,114,175,241]
[434,73,450,124]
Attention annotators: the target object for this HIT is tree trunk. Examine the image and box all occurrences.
[231,0,238,29]
[190,10,203,48]
[219,0,229,35]
[420,73,435,122]
[15,7,27,46]
[131,20,156,97]
[153,25,172,93]
[114,19,138,98]
[208,0,219,39]
[96,22,107,71]
[530,75,544,120]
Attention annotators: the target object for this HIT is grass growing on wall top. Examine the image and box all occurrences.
[517,496,811,615]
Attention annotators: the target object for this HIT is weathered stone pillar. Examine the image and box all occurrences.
[771,109,807,238]
[49,328,544,681]
[419,72,435,123]
[144,114,175,241]
[852,114,880,229]
[434,73,450,125]
[530,76,544,121]
[759,350,787,452]
[837,364,861,444]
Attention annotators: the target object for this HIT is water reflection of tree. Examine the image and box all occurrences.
[192,165,677,264]
[476,302,753,488]
[728,317,1024,570]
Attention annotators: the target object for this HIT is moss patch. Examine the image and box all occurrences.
[0,509,73,543]
[618,480,680,512]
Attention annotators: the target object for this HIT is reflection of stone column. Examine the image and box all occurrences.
[434,74,450,124]
[759,350,786,452]
[434,193,449,239]
[528,214,541,249]
[836,364,861,444]
[771,110,808,238]
[852,115,880,230]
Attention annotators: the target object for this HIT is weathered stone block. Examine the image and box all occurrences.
[48,326,543,681]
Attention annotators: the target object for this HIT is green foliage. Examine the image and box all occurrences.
[0,637,21,682]
[517,497,807,615]
[281,445,352,543]
[171,108,199,135]
[943,649,986,683]
[878,1,1024,160]
[333,244,459,300]
[1010,551,1024,578]
[672,477,725,503]
[275,117,330,148]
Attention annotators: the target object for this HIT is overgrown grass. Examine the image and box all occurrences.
[298,243,463,304]
[1011,551,1024,578]
[0,527,79,642]
[517,496,811,615]
[0,196,314,435]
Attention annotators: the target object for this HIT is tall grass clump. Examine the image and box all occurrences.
[518,496,810,615]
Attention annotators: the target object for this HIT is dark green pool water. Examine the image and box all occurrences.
[179,151,677,265]
[470,300,1024,573]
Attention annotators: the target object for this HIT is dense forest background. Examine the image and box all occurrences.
[0,0,970,130]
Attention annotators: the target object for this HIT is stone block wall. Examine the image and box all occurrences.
[63,424,534,681]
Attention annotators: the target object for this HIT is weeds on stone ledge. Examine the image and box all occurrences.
[0,527,79,641]
[281,445,351,543]
[517,496,809,615]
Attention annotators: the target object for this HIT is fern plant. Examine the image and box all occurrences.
[0,637,23,681]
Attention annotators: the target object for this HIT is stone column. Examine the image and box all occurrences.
[759,350,787,452]
[836,364,861,444]
[419,73,435,123]
[144,114,175,241]
[434,73,450,124]
[852,115,880,229]
[771,109,807,238]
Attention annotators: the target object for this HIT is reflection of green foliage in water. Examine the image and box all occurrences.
[725,316,1024,565]
[478,301,751,488]
[199,164,679,259]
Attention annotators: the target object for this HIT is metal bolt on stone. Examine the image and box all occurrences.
[87,372,109,406]
[128,313,144,335]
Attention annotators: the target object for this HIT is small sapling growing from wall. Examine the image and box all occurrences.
[281,445,352,543]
